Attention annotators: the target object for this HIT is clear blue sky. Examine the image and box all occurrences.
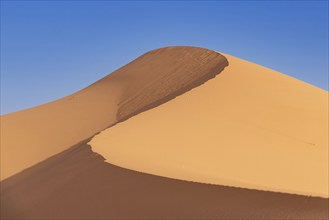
[1,1,328,114]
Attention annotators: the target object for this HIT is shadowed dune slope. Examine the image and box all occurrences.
[90,53,329,197]
[0,46,228,180]
[1,142,328,220]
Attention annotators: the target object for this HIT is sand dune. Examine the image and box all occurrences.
[1,46,328,219]
[1,46,227,180]
[90,53,328,198]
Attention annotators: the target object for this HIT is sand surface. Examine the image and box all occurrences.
[1,46,227,180]
[90,54,329,198]
[1,141,328,219]
[1,46,328,219]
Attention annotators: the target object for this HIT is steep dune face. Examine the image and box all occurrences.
[0,46,228,180]
[90,54,329,198]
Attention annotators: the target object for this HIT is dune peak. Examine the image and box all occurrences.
[114,46,229,121]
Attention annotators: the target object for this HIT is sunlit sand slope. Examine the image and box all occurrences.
[0,46,228,180]
[90,54,329,197]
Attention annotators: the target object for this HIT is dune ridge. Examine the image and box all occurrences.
[0,46,228,180]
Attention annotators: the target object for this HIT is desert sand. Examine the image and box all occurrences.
[1,46,328,219]
[90,53,329,198]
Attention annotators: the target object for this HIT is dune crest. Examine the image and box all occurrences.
[89,53,329,198]
[116,47,228,121]
[0,46,228,180]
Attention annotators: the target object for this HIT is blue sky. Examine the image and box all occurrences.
[1,1,328,114]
